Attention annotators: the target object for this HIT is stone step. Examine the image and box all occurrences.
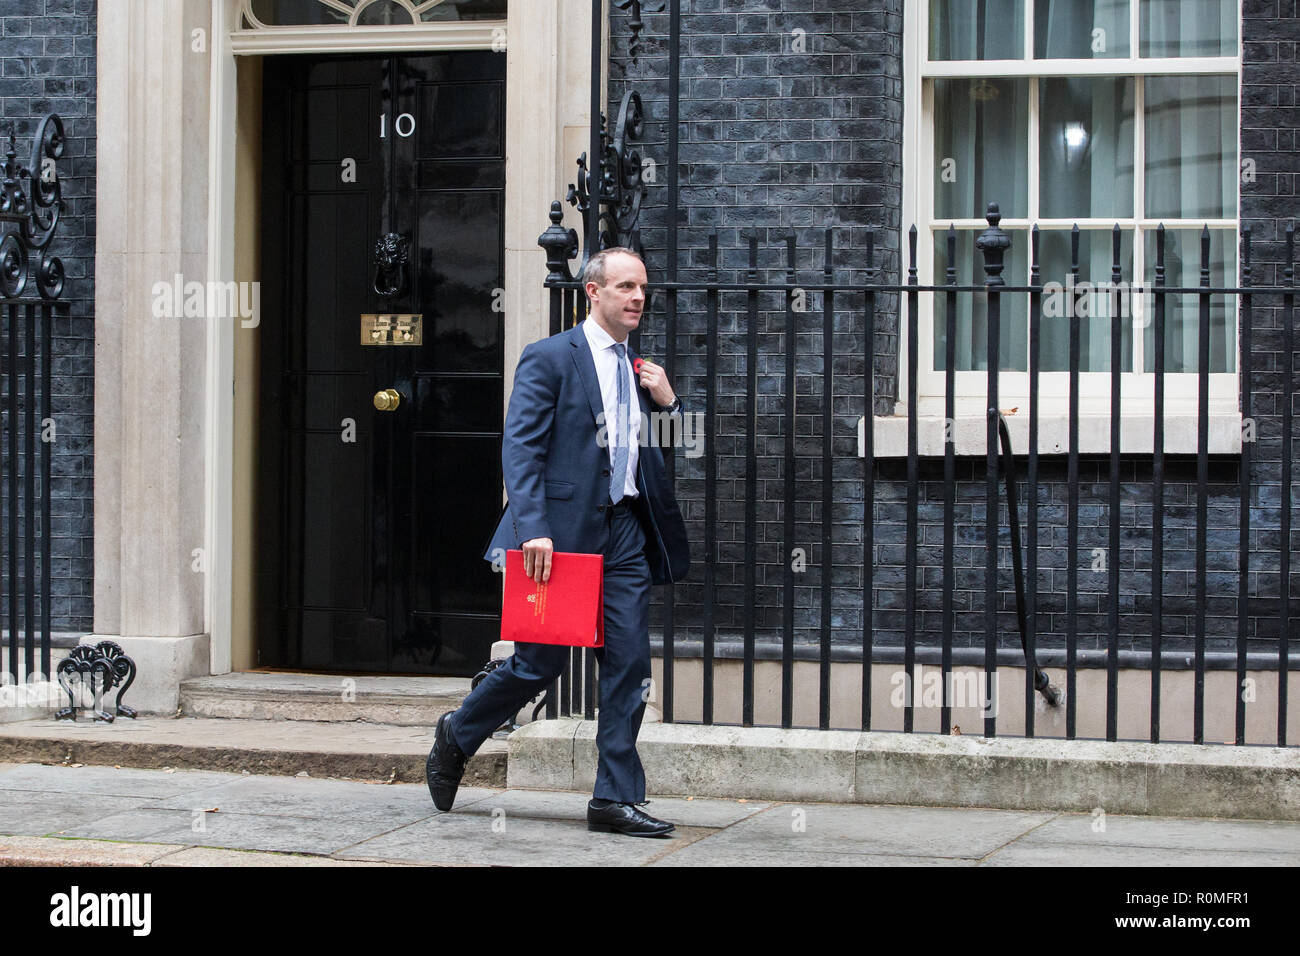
[0,715,506,788]
[179,672,471,726]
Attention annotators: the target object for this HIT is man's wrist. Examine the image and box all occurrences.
[662,395,683,415]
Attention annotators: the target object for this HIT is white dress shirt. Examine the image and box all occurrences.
[582,317,640,501]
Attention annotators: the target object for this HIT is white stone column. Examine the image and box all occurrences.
[502,0,601,409]
[93,0,215,710]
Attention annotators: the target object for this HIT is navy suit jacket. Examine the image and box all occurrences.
[483,323,690,585]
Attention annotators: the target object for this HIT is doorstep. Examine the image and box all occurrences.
[179,672,472,726]
[0,715,506,787]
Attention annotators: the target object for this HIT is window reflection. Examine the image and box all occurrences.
[929,0,1024,60]
[1039,77,1134,219]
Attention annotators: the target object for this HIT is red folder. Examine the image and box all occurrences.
[501,550,604,647]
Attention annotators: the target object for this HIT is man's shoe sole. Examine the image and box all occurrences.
[587,822,674,837]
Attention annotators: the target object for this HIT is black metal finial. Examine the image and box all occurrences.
[976,202,1011,286]
[538,200,579,283]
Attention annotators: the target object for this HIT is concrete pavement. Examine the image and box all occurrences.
[0,762,1297,867]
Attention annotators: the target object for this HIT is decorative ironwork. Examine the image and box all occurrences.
[550,89,648,279]
[613,0,661,63]
[54,641,138,722]
[1,114,65,300]
[373,232,409,297]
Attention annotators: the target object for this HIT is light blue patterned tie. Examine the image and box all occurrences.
[610,343,629,503]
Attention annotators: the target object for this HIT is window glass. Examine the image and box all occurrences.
[933,230,1028,372]
[420,0,508,21]
[934,78,1030,220]
[1037,229,1134,372]
[1140,0,1237,57]
[1142,229,1235,373]
[1034,0,1129,58]
[929,0,1024,60]
[1039,77,1134,219]
[356,0,415,25]
[248,0,507,26]
[1144,75,1236,220]
[251,0,349,25]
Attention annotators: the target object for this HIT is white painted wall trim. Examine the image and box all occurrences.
[205,0,239,676]
[230,21,504,54]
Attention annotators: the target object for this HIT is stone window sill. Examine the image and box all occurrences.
[861,411,1244,457]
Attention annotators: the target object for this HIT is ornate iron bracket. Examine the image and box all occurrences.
[542,89,648,282]
[55,641,138,722]
[0,113,66,300]
[614,0,661,63]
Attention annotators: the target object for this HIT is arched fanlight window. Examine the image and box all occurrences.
[239,0,507,29]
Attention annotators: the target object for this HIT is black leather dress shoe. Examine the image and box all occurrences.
[426,711,468,811]
[587,799,675,837]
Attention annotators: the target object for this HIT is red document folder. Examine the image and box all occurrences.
[501,550,604,647]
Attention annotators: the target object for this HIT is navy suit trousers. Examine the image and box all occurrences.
[447,502,653,804]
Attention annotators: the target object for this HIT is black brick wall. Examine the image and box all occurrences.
[598,1,1299,666]
[1,0,95,637]
[607,0,906,648]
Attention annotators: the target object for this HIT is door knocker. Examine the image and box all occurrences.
[373,232,409,297]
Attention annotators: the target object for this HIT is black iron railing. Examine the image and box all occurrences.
[534,201,1297,748]
[1,114,68,688]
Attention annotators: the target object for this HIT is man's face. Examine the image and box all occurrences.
[586,252,647,341]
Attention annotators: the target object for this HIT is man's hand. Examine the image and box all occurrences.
[636,359,676,408]
[521,537,554,584]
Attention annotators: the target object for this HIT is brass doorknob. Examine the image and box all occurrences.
[373,388,401,411]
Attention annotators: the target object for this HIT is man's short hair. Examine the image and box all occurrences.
[582,246,643,292]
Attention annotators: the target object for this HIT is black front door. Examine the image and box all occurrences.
[257,52,505,676]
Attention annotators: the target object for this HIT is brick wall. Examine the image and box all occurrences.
[0,0,95,636]
[600,1,1297,668]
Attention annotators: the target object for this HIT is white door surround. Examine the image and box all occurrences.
[94,0,599,703]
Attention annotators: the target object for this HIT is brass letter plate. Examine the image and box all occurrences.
[361,313,422,346]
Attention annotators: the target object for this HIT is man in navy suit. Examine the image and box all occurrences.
[426,247,690,837]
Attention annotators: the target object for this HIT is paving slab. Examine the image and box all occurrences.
[1015,813,1300,855]
[980,842,1299,867]
[1,760,1295,867]
[684,803,1057,860]
[651,844,977,867]
[137,774,495,823]
[57,807,400,856]
[0,791,152,837]
[334,811,703,867]
[0,835,184,867]
[460,789,771,829]
[154,846,411,867]
[0,762,253,799]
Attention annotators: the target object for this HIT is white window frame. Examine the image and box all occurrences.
[884,0,1244,456]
